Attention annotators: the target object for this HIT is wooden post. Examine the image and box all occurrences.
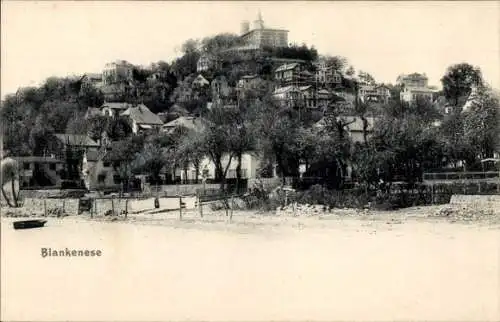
[198,194,203,218]
[112,197,115,216]
[44,199,47,217]
[230,194,234,222]
[125,199,128,219]
[179,196,183,220]
[431,184,434,205]
[62,199,66,213]
[94,199,97,218]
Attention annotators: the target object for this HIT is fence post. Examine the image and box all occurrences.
[94,199,97,218]
[62,199,66,213]
[112,197,115,216]
[125,199,128,219]
[198,193,203,218]
[230,194,234,222]
[44,199,47,217]
[179,196,183,221]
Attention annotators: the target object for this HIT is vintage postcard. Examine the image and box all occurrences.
[1,1,499,321]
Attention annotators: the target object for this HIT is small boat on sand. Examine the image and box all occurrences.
[13,220,47,230]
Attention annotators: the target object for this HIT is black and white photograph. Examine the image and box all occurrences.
[1,1,499,321]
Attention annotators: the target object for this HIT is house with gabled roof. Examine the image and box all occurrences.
[162,116,205,134]
[100,102,133,117]
[120,104,163,134]
[192,74,210,88]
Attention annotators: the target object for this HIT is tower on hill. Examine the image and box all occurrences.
[240,11,289,48]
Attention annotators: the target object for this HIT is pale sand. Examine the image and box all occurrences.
[1,210,499,321]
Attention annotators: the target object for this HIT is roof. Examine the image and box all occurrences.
[275,63,300,73]
[101,102,132,110]
[405,87,436,93]
[11,156,63,164]
[193,74,209,83]
[241,75,259,79]
[85,107,101,117]
[85,73,102,80]
[163,116,204,132]
[273,85,300,95]
[360,85,376,91]
[121,104,163,125]
[54,134,99,147]
[240,28,289,38]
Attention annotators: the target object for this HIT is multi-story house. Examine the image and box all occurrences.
[197,53,220,72]
[272,86,330,109]
[313,62,342,87]
[240,11,289,49]
[396,73,429,88]
[82,73,104,89]
[102,60,134,85]
[211,75,232,104]
[14,156,65,188]
[397,73,436,104]
[359,85,391,104]
[274,63,314,86]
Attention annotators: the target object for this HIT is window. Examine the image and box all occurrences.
[103,162,111,167]
[23,163,30,170]
[98,174,106,183]
[113,175,121,184]
[49,163,56,170]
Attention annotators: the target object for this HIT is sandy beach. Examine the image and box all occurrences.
[1,209,499,321]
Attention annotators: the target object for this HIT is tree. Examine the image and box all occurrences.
[346,65,355,76]
[202,107,237,189]
[461,86,500,163]
[358,70,376,85]
[176,128,206,183]
[441,63,483,107]
[320,55,348,73]
[1,158,20,207]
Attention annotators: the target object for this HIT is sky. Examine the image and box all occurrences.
[1,1,499,98]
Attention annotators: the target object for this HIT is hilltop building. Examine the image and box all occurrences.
[240,11,289,49]
[102,60,134,85]
[397,73,436,104]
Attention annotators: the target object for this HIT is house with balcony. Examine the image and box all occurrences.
[359,84,391,104]
[274,63,314,86]
[313,62,342,87]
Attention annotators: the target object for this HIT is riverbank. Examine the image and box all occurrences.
[2,205,499,321]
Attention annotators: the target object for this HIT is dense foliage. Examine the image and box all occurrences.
[1,30,499,193]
